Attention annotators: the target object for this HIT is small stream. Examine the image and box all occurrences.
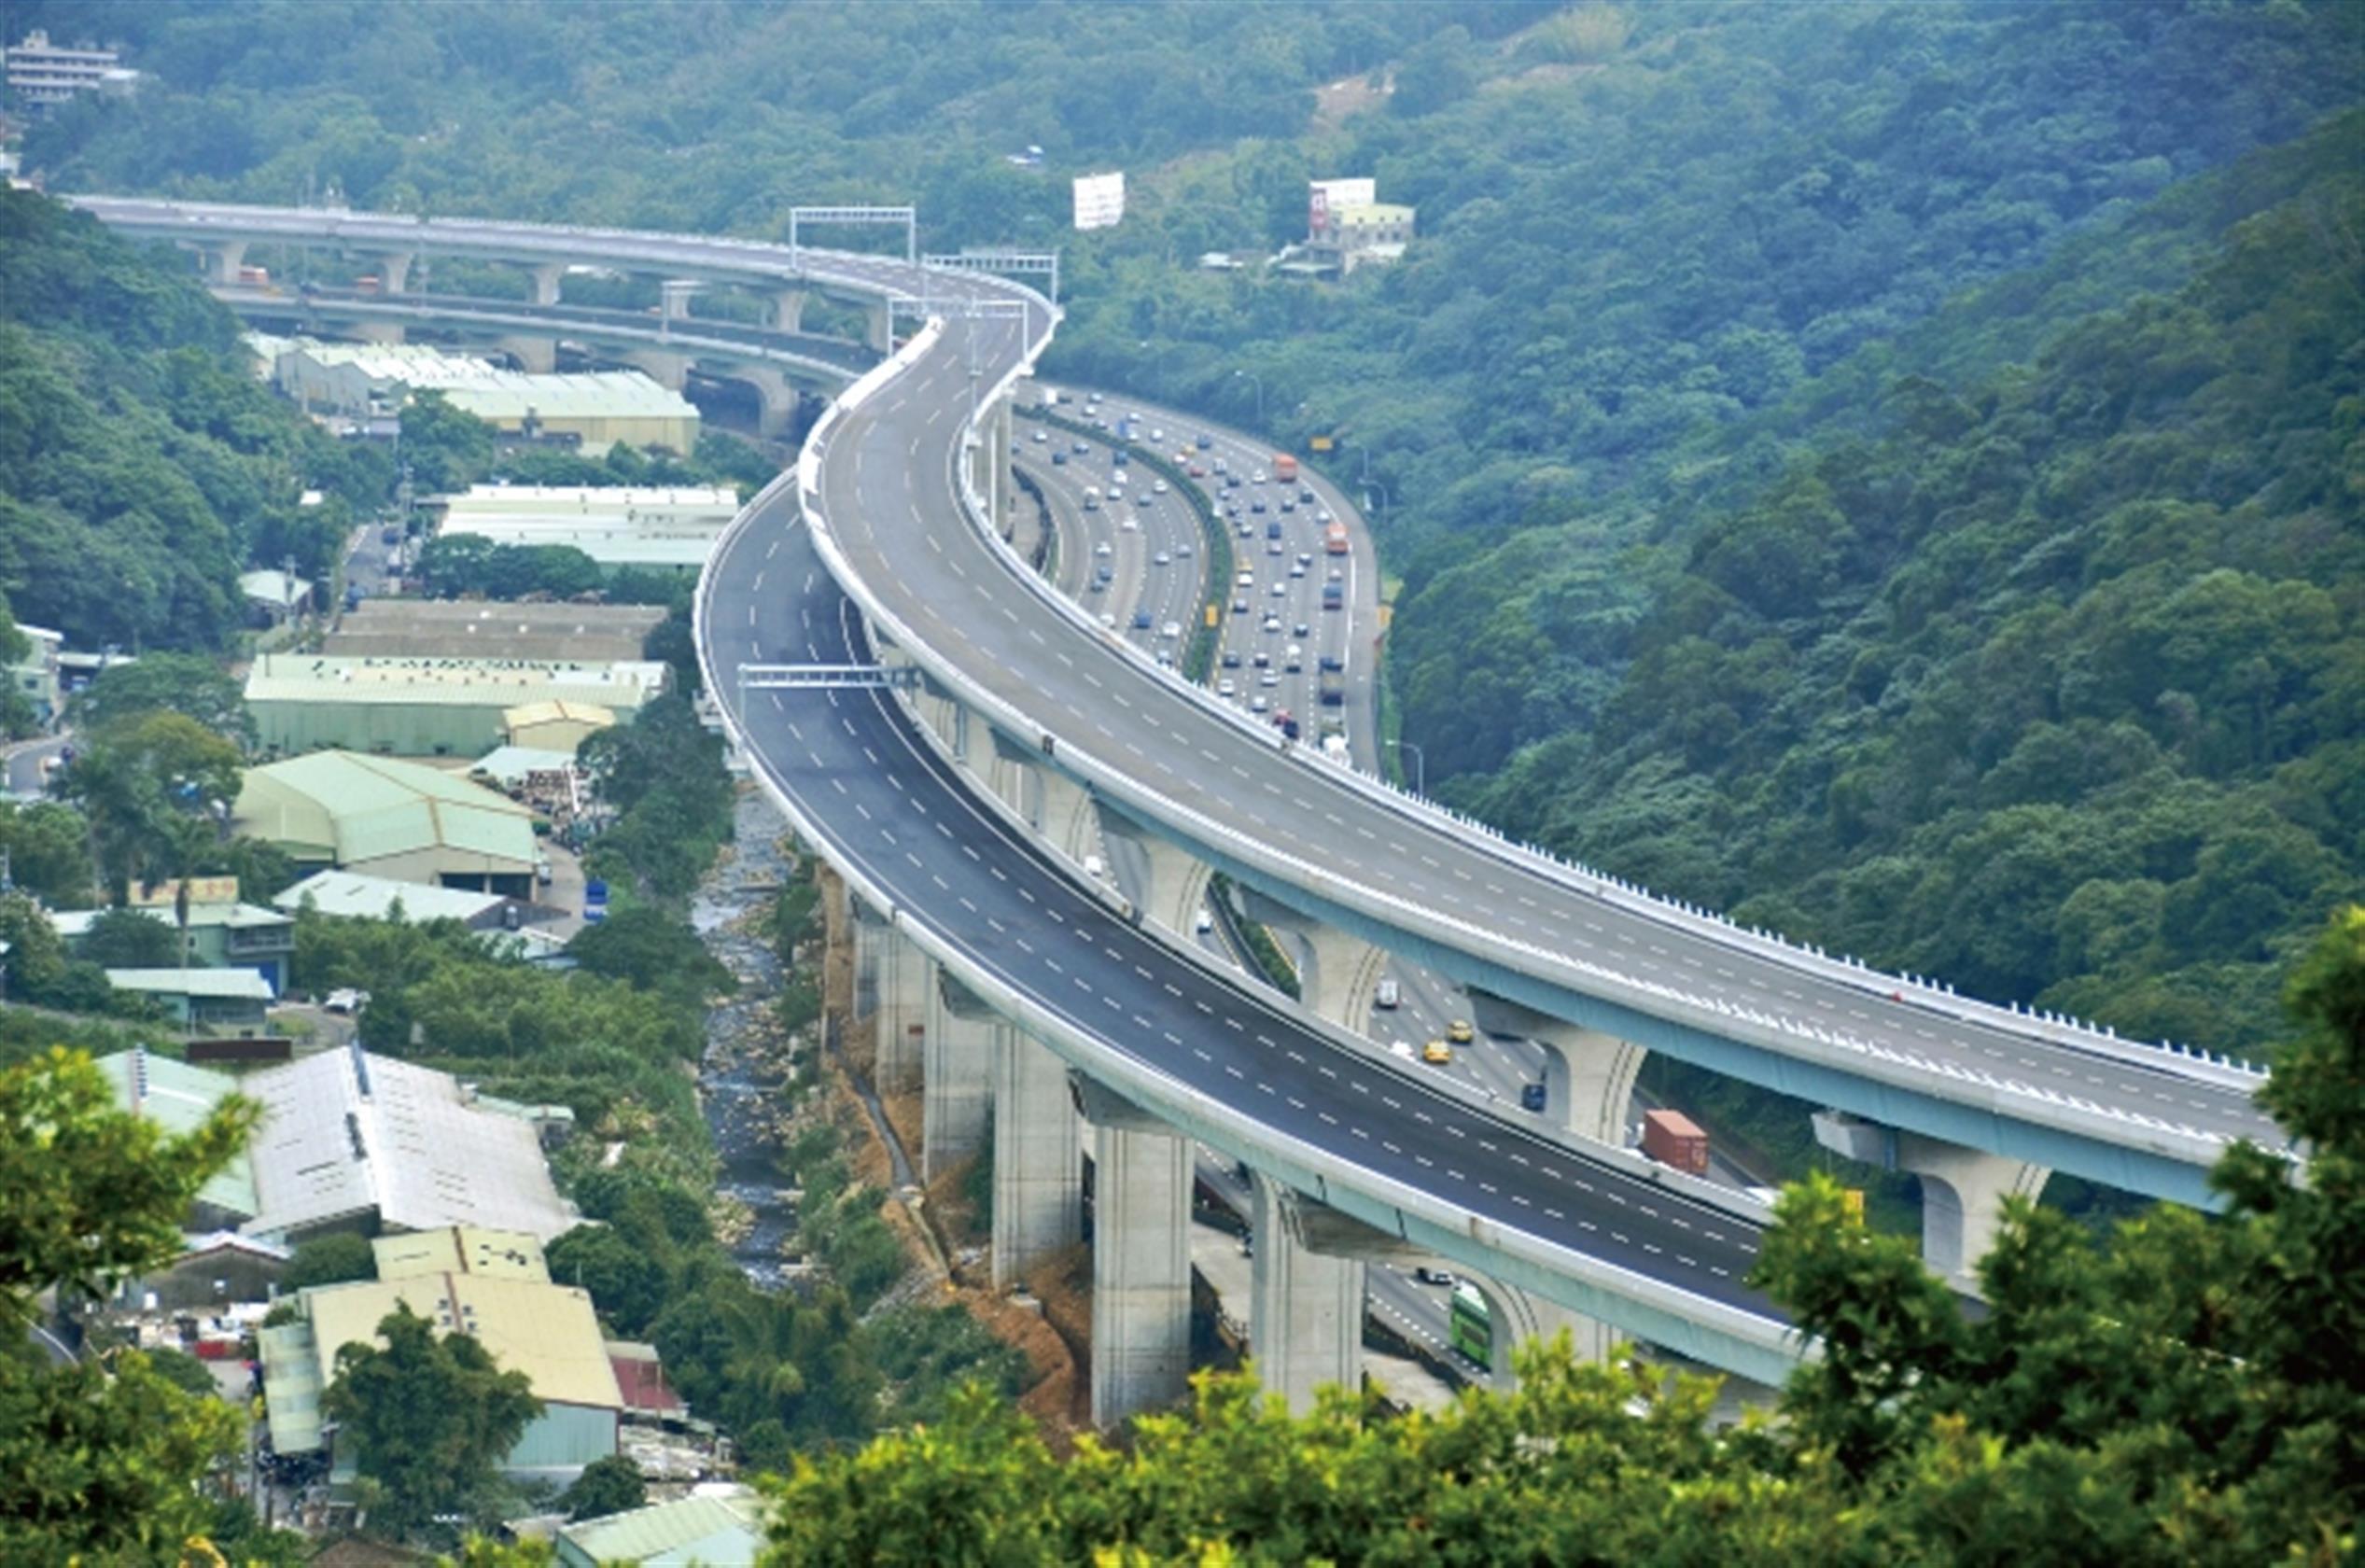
[693,791,801,1289]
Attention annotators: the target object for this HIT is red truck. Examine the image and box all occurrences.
[1272,453,1299,483]
[1641,1109,1710,1175]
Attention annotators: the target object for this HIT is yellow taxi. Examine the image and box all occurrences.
[1446,1018,1476,1044]
[1422,1038,1453,1065]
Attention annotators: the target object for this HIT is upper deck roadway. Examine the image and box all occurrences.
[72,197,2283,1225]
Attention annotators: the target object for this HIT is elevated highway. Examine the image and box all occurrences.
[69,194,2287,1412]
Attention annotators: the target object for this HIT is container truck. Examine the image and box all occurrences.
[1641,1109,1711,1175]
[1323,520,1350,555]
[1273,453,1299,483]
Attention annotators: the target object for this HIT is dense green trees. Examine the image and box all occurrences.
[0,1047,258,1562]
[578,693,736,902]
[322,1303,543,1545]
[760,909,2365,1563]
[0,189,385,651]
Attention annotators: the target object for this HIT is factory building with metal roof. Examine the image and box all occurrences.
[325,599,667,664]
[233,751,541,898]
[433,483,742,576]
[269,339,698,455]
[245,652,665,758]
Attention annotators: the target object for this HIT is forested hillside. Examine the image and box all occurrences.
[0,189,381,649]
[1429,136,2363,1055]
[21,0,1526,240]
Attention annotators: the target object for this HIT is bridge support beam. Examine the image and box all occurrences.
[986,729,1038,822]
[923,969,997,1180]
[1464,1271,1614,1390]
[660,278,699,319]
[1078,1080,1194,1428]
[495,334,558,374]
[196,240,247,286]
[1242,891,1388,1034]
[768,287,806,333]
[1468,991,1644,1148]
[1094,807,1210,939]
[871,929,930,1093]
[864,299,895,354]
[1812,1112,2050,1288]
[1249,1176,1365,1416]
[526,262,565,306]
[368,251,413,295]
[991,1029,1082,1289]
[1035,766,1099,867]
[349,319,406,345]
[727,362,805,441]
[623,348,693,393]
[911,678,967,762]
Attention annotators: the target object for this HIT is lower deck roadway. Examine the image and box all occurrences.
[705,484,1784,1351]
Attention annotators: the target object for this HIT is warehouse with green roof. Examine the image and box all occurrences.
[232,750,541,898]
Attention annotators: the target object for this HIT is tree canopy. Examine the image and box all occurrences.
[760,907,2365,1563]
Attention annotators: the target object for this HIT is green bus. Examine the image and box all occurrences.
[1448,1282,1491,1365]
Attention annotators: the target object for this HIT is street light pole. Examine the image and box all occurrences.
[1384,738,1425,794]
[1234,369,1265,427]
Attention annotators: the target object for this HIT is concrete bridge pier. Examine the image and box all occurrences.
[1034,764,1099,868]
[1248,1176,1371,1415]
[735,363,805,441]
[910,676,968,762]
[986,729,1037,821]
[1812,1112,2050,1288]
[1464,1270,1616,1389]
[865,298,895,354]
[871,927,931,1094]
[660,278,700,319]
[496,334,558,374]
[1093,806,1211,938]
[768,287,806,333]
[1074,1077,1194,1428]
[990,1029,1083,1289]
[366,250,414,295]
[1241,890,1388,1035]
[923,968,998,1179]
[526,262,565,305]
[623,348,693,393]
[195,239,247,285]
[1467,991,1644,1148]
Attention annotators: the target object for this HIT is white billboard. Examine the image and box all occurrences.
[1073,170,1127,231]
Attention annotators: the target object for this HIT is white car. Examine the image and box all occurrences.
[1218,678,1238,698]
[1269,581,1286,595]
[1262,615,1282,633]
[1120,514,1139,531]
[1153,480,1169,494]
[1099,612,1116,628]
[1250,695,1269,714]
[1161,620,1182,639]
[1095,541,1113,557]
[1155,551,1172,566]
[1031,428,1049,442]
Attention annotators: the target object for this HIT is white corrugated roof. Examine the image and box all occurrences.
[105,967,273,1001]
[273,869,508,925]
[240,1045,575,1243]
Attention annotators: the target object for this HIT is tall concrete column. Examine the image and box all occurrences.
[873,931,931,1093]
[1463,1271,1614,1390]
[623,348,693,393]
[1811,1112,2050,1287]
[495,335,558,374]
[1094,805,1211,937]
[910,678,968,762]
[923,970,997,1180]
[769,287,806,333]
[735,363,804,441]
[1036,766,1099,867]
[1469,991,1644,1148]
[371,251,413,295]
[660,278,700,319]
[991,1029,1082,1288]
[199,240,247,285]
[864,299,895,354]
[526,262,565,306]
[1077,1078,1194,1428]
[1249,1175,1364,1415]
[1243,890,1388,1033]
[986,730,1035,820]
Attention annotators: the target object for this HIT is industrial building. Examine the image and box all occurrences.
[244,1045,576,1242]
[433,483,743,577]
[554,1490,765,1567]
[104,968,273,1031]
[245,652,665,758]
[233,751,541,897]
[269,340,698,455]
[99,1044,576,1244]
[273,868,516,931]
[326,599,667,665]
[261,1228,624,1483]
[95,1049,259,1232]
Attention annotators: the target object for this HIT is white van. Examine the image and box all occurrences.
[1376,978,1401,1010]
